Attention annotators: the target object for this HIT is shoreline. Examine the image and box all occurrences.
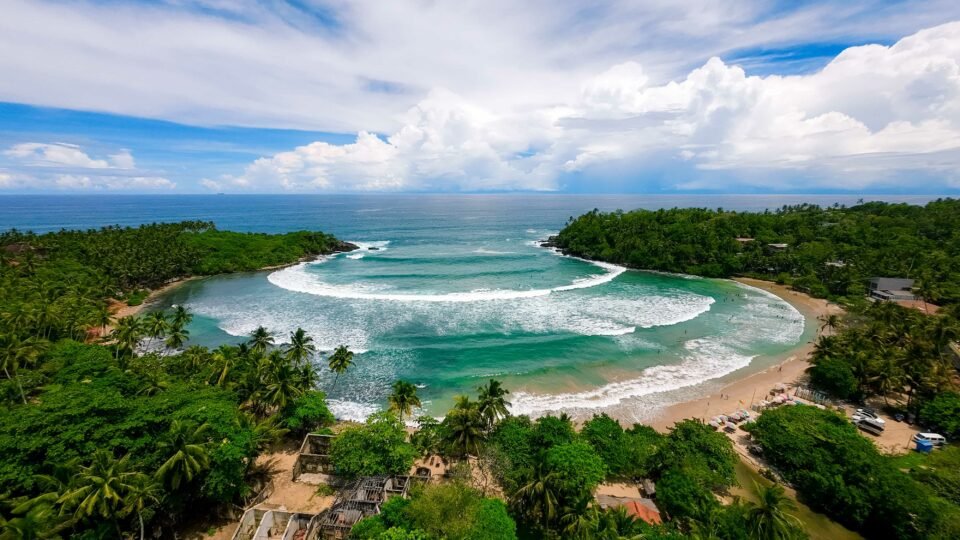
[644,277,842,432]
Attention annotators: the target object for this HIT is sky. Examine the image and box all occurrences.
[1,0,960,194]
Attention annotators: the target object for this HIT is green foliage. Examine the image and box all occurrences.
[184,229,343,274]
[656,466,720,523]
[908,446,960,506]
[655,420,737,491]
[331,412,417,478]
[807,356,858,400]
[554,200,960,303]
[748,404,960,539]
[920,392,960,437]
[579,413,663,480]
[282,390,335,435]
[354,483,517,540]
[532,414,576,450]
[543,442,606,497]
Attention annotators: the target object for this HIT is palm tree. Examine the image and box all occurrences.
[818,314,842,336]
[327,345,354,391]
[561,493,600,539]
[261,355,304,413]
[477,379,511,428]
[58,451,138,524]
[0,501,71,540]
[511,464,559,529]
[171,305,192,328]
[164,323,189,351]
[744,482,803,540]
[0,335,46,404]
[284,327,316,365]
[110,316,142,363]
[442,396,485,457]
[155,421,211,491]
[92,304,113,337]
[209,345,235,387]
[122,474,161,540]
[144,312,169,345]
[182,345,209,373]
[248,326,275,354]
[388,380,422,423]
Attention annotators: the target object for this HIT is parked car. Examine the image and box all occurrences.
[913,433,947,446]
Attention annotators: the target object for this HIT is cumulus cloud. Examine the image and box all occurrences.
[224,22,960,192]
[1,143,174,190]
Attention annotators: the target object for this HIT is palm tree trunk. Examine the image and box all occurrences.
[139,511,145,540]
[332,373,340,392]
[15,373,26,404]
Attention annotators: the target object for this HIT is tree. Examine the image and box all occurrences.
[123,474,162,540]
[58,451,138,525]
[388,380,422,423]
[110,316,142,363]
[743,482,804,540]
[260,353,304,413]
[330,412,416,478]
[164,323,189,351]
[248,326,274,354]
[284,327,316,365]
[327,345,354,391]
[155,420,211,491]
[0,335,46,404]
[442,397,485,457]
[510,464,559,530]
[281,390,334,435]
[171,305,192,328]
[818,313,842,336]
[543,442,607,498]
[477,379,511,428]
[920,391,960,437]
[144,312,169,345]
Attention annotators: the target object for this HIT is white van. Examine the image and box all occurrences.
[913,433,947,446]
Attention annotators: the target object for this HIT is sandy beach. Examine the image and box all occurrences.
[646,277,843,432]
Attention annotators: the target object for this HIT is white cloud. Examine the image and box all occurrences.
[227,22,960,192]
[1,143,173,190]
[2,0,959,132]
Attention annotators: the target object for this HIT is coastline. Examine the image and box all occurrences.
[644,277,842,431]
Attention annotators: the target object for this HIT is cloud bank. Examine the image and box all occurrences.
[225,22,960,192]
[1,143,174,191]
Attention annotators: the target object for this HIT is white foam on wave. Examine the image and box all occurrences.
[346,253,365,259]
[328,399,381,422]
[268,259,626,303]
[509,337,755,416]
[350,240,391,252]
[473,248,516,255]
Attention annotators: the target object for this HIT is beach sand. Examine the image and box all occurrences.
[645,277,843,432]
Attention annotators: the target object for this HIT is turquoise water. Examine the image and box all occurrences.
[0,194,864,420]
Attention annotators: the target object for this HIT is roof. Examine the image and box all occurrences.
[623,500,662,525]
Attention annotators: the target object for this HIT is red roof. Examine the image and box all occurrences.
[623,501,662,525]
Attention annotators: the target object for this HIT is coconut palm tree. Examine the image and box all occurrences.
[511,464,559,529]
[0,334,46,404]
[388,380,422,423]
[182,345,209,373]
[477,379,511,428]
[0,501,71,540]
[561,493,601,539]
[818,314,842,336]
[171,305,192,328]
[155,421,211,491]
[92,304,113,337]
[144,312,169,345]
[284,327,316,365]
[327,345,354,391]
[744,482,803,540]
[262,355,304,413]
[58,451,138,524]
[442,396,484,457]
[164,323,189,351]
[110,316,142,363]
[210,345,235,387]
[122,474,161,540]
[248,326,275,354]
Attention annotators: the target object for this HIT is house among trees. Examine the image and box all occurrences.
[766,243,789,251]
[868,277,917,301]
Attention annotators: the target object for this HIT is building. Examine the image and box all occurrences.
[766,243,789,251]
[868,277,916,301]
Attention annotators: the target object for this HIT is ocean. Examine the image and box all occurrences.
[0,194,939,421]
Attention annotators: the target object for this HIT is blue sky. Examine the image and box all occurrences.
[1,0,959,194]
